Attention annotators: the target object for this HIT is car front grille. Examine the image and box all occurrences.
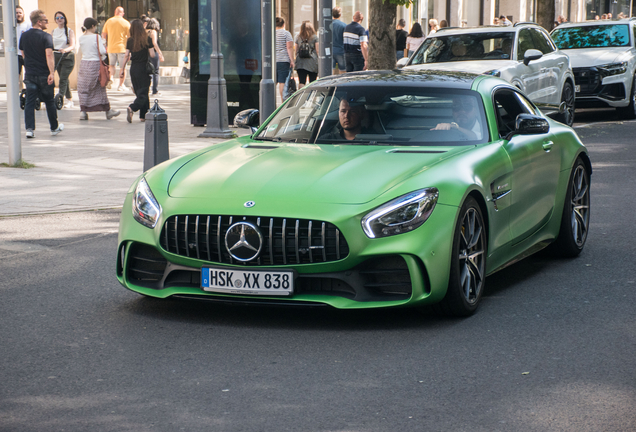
[573,67,601,94]
[159,215,350,266]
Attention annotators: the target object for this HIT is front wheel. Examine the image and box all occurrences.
[552,158,590,257]
[617,75,636,120]
[556,82,575,126]
[435,196,487,317]
[55,93,64,110]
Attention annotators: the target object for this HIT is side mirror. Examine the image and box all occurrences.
[396,57,409,69]
[505,113,549,140]
[523,49,543,66]
[234,109,260,133]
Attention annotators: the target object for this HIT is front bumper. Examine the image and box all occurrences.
[573,67,631,108]
[116,192,458,309]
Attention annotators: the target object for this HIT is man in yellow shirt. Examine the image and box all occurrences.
[101,7,130,91]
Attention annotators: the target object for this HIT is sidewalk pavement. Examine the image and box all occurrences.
[0,84,249,217]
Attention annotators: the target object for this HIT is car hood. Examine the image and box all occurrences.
[405,60,512,74]
[560,48,632,67]
[168,140,464,205]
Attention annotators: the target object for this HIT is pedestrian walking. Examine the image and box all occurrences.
[52,11,76,109]
[16,6,32,90]
[102,7,131,91]
[142,16,164,96]
[19,9,64,138]
[428,18,439,34]
[77,18,120,120]
[396,19,408,60]
[121,19,156,122]
[294,21,319,88]
[275,16,294,101]
[343,11,368,72]
[331,7,346,74]
[406,22,425,57]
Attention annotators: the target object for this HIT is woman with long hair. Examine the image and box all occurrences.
[120,19,155,122]
[77,17,120,120]
[406,22,425,57]
[143,17,164,96]
[294,21,319,88]
[52,11,76,108]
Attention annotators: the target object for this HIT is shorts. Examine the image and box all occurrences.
[276,62,291,84]
[108,53,126,67]
[332,53,345,70]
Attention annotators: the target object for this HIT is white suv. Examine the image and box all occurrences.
[551,19,636,119]
[401,23,576,126]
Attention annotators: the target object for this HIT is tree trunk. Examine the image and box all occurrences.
[536,0,555,32]
[368,0,397,70]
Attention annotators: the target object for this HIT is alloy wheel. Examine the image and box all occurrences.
[458,208,485,304]
[570,164,590,247]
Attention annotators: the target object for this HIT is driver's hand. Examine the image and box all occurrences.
[431,123,452,130]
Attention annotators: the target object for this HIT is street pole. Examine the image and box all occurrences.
[318,0,333,78]
[259,0,275,121]
[2,0,22,164]
[199,0,234,138]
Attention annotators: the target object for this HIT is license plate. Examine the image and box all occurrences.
[575,85,581,93]
[201,267,294,296]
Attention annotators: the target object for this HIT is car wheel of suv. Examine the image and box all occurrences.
[556,82,575,126]
[617,75,636,120]
[435,196,486,317]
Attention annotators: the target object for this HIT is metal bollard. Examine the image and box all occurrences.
[143,99,170,172]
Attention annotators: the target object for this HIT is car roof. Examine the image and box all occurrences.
[432,23,539,36]
[315,70,481,89]
[553,18,636,29]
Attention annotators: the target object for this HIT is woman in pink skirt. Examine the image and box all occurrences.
[77,17,120,120]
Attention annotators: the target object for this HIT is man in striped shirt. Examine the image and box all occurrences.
[275,17,295,102]
[343,11,368,72]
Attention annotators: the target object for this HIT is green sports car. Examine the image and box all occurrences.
[117,70,591,316]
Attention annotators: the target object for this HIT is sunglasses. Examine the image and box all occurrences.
[55,16,65,20]
[40,19,49,23]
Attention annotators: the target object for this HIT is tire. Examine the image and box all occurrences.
[617,75,636,120]
[556,82,575,126]
[55,94,64,110]
[20,91,26,110]
[552,158,590,257]
[435,196,487,317]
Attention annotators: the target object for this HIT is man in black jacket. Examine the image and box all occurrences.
[19,9,63,138]
[396,19,408,60]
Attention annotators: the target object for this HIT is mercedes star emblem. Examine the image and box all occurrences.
[244,201,255,208]
[225,221,263,262]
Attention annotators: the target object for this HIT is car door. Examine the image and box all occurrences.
[494,88,562,242]
[515,28,543,101]
[529,28,566,106]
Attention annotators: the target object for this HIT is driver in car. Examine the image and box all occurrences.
[431,95,482,140]
[321,99,373,141]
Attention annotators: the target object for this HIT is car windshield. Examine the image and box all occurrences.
[551,24,631,49]
[256,86,489,146]
[410,32,516,64]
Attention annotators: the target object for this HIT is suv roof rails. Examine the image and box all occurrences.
[513,21,537,27]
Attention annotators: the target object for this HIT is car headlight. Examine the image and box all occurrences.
[599,62,628,76]
[361,188,439,239]
[484,70,501,77]
[132,178,162,228]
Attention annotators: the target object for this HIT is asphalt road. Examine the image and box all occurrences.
[1,111,635,432]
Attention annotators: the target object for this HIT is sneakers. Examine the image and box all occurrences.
[63,100,74,109]
[106,109,121,120]
[117,85,128,92]
[26,129,35,138]
[126,107,133,123]
[79,111,88,120]
[51,124,64,136]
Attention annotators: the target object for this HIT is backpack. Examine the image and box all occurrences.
[298,39,312,59]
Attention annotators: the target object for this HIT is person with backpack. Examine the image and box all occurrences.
[294,21,319,88]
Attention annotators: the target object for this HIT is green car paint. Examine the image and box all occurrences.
[117,71,590,315]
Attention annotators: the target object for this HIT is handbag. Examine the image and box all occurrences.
[96,35,110,87]
[283,69,297,100]
[146,57,156,75]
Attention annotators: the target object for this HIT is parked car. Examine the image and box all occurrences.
[117,70,591,317]
[400,23,576,126]
[551,18,636,119]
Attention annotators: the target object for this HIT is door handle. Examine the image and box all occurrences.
[557,62,564,68]
[542,141,554,152]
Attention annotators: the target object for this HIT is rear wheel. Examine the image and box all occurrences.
[55,94,64,110]
[552,158,590,257]
[435,196,487,317]
[556,82,575,126]
[617,75,636,120]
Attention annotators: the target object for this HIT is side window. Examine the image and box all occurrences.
[530,29,555,54]
[517,29,535,60]
[493,89,534,138]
